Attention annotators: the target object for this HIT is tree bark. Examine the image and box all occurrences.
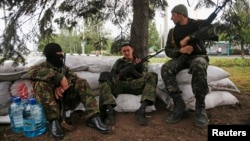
[130,0,149,58]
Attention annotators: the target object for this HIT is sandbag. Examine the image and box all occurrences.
[75,71,100,90]
[150,64,230,85]
[114,94,156,112]
[176,65,230,84]
[186,91,240,110]
[208,78,240,93]
[0,81,12,106]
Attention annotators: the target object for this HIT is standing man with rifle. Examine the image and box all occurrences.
[98,43,158,126]
[161,2,229,127]
[28,43,110,140]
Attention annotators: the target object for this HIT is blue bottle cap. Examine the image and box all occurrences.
[13,97,21,103]
[28,98,37,104]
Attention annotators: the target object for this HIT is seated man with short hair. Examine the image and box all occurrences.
[99,43,158,126]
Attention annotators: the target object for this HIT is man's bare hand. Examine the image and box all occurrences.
[60,76,69,91]
[54,87,65,100]
[134,58,141,64]
[180,36,190,47]
[54,76,69,100]
[180,45,193,54]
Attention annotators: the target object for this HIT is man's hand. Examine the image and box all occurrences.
[134,58,141,64]
[54,86,65,100]
[180,36,190,47]
[180,45,193,54]
[60,76,69,90]
[54,76,69,100]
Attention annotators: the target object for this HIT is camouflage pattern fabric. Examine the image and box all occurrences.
[161,56,209,97]
[28,62,99,120]
[99,57,158,107]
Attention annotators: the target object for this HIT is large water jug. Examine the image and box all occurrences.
[23,98,46,137]
[8,97,25,133]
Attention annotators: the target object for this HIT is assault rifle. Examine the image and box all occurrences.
[59,53,74,131]
[99,48,164,81]
[178,0,231,62]
[119,48,165,78]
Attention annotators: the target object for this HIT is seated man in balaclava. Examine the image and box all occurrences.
[28,43,110,140]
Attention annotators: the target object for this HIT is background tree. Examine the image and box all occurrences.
[0,0,167,65]
[3,0,245,65]
[215,0,250,57]
[148,20,160,52]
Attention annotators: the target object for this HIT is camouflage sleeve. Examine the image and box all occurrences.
[28,64,64,85]
[165,28,181,58]
[65,66,78,82]
[134,60,148,73]
[142,61,148,73]
[111,59,120,75]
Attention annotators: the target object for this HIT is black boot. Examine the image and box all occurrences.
[135,101,148,125]
[48,120,65,140]
[86,115,110,133]
[166,93,188,124]
[195,95,209,127]
[104,107,115,125]
[135,109,147,125]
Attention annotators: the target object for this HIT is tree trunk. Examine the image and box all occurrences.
[130,0,149,58]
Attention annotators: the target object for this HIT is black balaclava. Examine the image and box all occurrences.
[43,43,64,68]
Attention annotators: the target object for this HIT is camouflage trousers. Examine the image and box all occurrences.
[161,56,209,97]
[32,78,99,120]
[99,72,158,107]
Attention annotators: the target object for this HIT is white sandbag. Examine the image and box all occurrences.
[148,64,230,85]
[25,56,45,67]
[205,91,239,109]
[0,60,28,73]
[65,56,116,73]
[157,80,165,90]
[179,84,195,102]
[186,91,239,110]
[70,65,89,72]
[0,115,10,124]
[0,101,11,116]
[156,84,194,110]
[75,71,100,90]
[0,70,28,81]
[208,78,240,93]
[9,79,34,99]
[177,65,230,84]
[114,94,156,112]
[148,63,163,81]
[0,81,12,106]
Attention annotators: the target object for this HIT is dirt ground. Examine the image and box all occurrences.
[1,91,250,141]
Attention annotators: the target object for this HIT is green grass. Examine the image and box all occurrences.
[149,57,250,93]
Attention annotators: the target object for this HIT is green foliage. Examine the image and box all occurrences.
[148,21,160,51]
[38,29,82,54]
[222,66,250,93]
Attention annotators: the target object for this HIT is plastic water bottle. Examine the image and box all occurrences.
[8,97,25,133]
[23,98,46,137]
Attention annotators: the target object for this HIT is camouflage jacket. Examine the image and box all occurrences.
[165,18,213,59]
[28,62,77,89]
